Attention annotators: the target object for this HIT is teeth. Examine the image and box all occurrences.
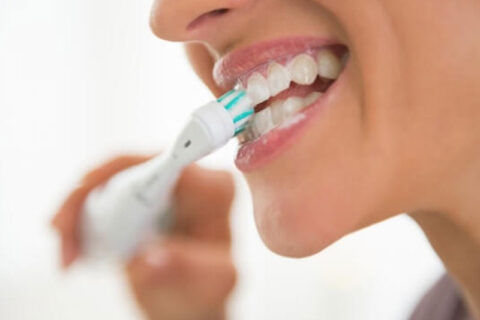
[288,54,318,85]
[316,49,342,80]
[243,125,255,141]
[270,100,285,126]
[304,91,322,106]
[253,107,275,135]
[244,91,323,141]
[238,47,345,142]
[267,63,291,96]
[246,72,270,105]
[282,97,305,117]
[244,49,343,108]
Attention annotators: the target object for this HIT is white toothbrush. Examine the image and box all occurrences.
[82,89,253,261]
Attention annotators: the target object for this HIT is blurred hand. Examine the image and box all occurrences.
[52,156,236,320]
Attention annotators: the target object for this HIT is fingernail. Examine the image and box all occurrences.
[145,248,169,269]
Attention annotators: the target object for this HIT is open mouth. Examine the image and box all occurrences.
[237,45,348,143]
[213,37,350,170]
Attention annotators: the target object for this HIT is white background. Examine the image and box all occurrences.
[0,0,444,319]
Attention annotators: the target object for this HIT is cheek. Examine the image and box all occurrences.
[249,158,399,258]
[241,60,420,257]
[244,101,397,257]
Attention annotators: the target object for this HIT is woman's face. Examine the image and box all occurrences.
[150,0,480,256]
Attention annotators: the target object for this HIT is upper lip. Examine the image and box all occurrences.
[212,37,337,91]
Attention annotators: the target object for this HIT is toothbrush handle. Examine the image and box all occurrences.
[80,99,240,261]
[81,154,182,261]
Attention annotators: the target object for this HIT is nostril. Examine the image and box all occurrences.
[187,8,230,31]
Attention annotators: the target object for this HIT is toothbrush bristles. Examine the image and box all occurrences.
[217,89,255,134]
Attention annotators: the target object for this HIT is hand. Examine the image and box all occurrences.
[52,156,236,320]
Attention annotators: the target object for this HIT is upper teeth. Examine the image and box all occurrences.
[246,72,270,105]
[245,48,342,105]
[288,54,318,86]
[267,63,290,96]
[317,49,342,79]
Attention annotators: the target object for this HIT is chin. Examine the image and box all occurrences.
[253,198,346,258]
[243,137,397,258]
[247,174,365,258]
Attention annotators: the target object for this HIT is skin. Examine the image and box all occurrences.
[53,157,235,319]
[53,0,480,319]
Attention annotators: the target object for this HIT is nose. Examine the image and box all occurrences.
[150,0,251,43]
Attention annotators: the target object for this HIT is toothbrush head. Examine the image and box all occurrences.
[172,90,254,165]
[216,89,254,136]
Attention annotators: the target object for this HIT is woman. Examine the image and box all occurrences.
[52,0,480,319]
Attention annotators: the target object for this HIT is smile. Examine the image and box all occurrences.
[213,37,349,171]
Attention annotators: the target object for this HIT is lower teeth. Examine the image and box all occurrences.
[240,90,323,142]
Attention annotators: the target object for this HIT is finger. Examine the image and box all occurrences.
[51,155,152,267]
[126,238,235,319]
[60,233,80,268]
[173,165,235,242]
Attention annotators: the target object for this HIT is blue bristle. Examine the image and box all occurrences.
[218,89,254,136]
[217,90,236,103]
[233,109,254,123]
[224,91,246,110]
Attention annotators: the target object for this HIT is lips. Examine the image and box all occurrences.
[212,37,349,171]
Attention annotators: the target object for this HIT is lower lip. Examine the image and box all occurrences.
[235,70,346,172]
